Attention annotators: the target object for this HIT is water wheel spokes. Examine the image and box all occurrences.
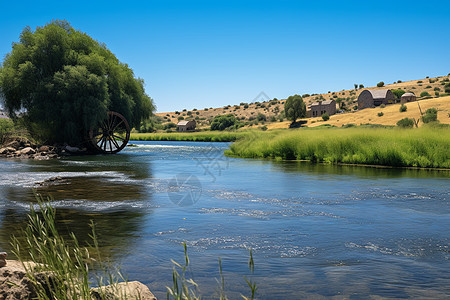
[89,111,130,154]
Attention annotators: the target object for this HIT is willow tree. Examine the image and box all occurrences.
[0,20,154,144]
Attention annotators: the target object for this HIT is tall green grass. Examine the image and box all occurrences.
[225,127,450,169]
[10,198,127,299]
[130,131,249,142]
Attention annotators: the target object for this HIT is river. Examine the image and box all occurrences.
[0,141,449,299]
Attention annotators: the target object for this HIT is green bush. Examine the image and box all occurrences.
[422,108,438,123]
[257,113,267,122]
[434,87,441,91]
[397,118,414,128]
[210,114,239,131]
[380,104,386,108]
[378,112,384,117]
[420,91,431,97]
[377,81,385,87]
[445,83,450,94]
[391,89,406,99]
[321,112,330,121]
[399,104,407,112]
[178,116,184,121]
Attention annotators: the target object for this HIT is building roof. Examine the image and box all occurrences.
[177,120,195,126]
[310,100,334,107]
[367,89,390,99]
[401,92,415,97]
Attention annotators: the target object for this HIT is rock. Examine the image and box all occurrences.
[90,281,157,300]
[0,147,16,155]
[38,145,50,152]
[0,252,6,267]
[65,145,80,153]
[0,260,41,300]
[19,147,36,155]
[4,140,20,150]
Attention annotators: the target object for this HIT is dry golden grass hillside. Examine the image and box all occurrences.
[156,74,450,130]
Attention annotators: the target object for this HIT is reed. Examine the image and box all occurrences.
[10,197,126,299]
[225,127,450,169]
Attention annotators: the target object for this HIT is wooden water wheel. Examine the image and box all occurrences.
[89,111,130,154]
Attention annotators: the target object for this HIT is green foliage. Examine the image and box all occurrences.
[0,118,14,144]
[420,91,431,97]
[11,197,128,299]
[378,112,384,117]
[225,127,450,168]
[445,83,450,94]
[399,104,407,112]
[391,89,406,99]
[211,114,240,131]
[396,118,414,128]
[377,81,384,87]
[284,94,306,123]
[0,20,154,145]
[380,104,386,108]
[321,112,330,121]
[422,107,438,123]
[359,84,364,89]
[256,113,267,122]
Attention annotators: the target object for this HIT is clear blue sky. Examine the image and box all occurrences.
[1,0,449,112]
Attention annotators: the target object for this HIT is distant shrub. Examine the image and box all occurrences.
[380,104,386,108]
[429,78,437,83]
[426,85,432,89]
[302,94,310,98]
[434,87,441,91]
[417,81,423,83]
[445,84,450,94]
[399,104,407,112]
[178,116,184,120]
[420,91,431,97]
[187,111,192,115]
[175,111,180,114]
[391,89,405,99]
[359,84,364,89]
[397,80,402,83]
[396,118,414,128]
[378,112,384,117]
[342,123,356,128]
[321,112,330,121]
[210,114,239,131]
[270,116,277,122]
[422,108,438,123]
[196,112,199,115]
[377,81,384,87]
[257,113,267,121]
[204,108,208,111]
[244,104,249,109]
[182,109,187,112]
[435,92,440,97]
[260,125,268,131]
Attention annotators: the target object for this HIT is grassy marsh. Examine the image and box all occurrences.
[225,127,450,169]
[130,131,248,142]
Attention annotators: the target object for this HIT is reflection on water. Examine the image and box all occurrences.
[0,154,152,261]
[0,141,449,299]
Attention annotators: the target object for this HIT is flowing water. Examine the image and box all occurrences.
[0,141,449,299]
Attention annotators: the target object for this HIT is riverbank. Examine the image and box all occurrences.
[130,131,248,142]
[225,127,450,169]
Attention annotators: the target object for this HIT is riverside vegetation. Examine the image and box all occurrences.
[5,199,257,300]
[225,127,450,169]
